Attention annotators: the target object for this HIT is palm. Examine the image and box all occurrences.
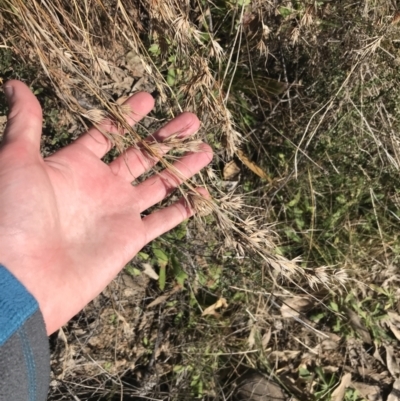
[0,81,212,334]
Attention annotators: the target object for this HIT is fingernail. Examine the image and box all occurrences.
[3,84,14,100]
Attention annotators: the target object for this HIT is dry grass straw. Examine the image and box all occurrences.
[6,1,400,398]
[0,0,348,289]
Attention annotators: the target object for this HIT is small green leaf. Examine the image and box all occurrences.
[330,302,339,312]
[232,292,246,302]
[278,6,292,17]
[295,217,305,230]
[299,367,310,378]
[173,365,184,373]
[171,254,188,286]
[159,266,166,290]
[138,252,150,260]
[126,265,141,276]
[32,87,44,95]
[287,191,301,207]
[149,43,160,56]
[152,245,169,267]
[167,68,176,86]
[310,312,325,323]
[174,221,188,240]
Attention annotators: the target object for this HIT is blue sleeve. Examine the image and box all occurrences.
[0,265,50,401]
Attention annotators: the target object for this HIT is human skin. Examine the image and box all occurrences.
[0,80,213,335]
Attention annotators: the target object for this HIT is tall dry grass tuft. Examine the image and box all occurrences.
[0,0,346,289]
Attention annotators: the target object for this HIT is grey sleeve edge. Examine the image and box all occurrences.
[0,310,50,401]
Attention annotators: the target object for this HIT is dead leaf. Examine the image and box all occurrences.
[222,180,240,191]
[142,263,159,280]
[321,338,339,350]
[352,382,382,401]
[387,312,400,342]
[114,311,132,335]
[392,12,400,25]
[280,296,313,318]
[262,327,272,350]
[202,298,228,317]
[223,160,240,180]
[373,342,385,366]
[125,50,145,77]
[236,149,272,182]
[270,350,301,361]
[388,379,400,401]
[331,373,352,401]
[323,366,339,373]
[57,327,70,380]
[345,308,372,344]
[97,57,111,75]
[319,331,341,342]
[248,324,258,349]
[147,286,181,308]
[385,344,400,378]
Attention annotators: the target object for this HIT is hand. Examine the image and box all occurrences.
[0,80,212,334]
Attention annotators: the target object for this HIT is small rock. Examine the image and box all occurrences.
[233,372,287,401]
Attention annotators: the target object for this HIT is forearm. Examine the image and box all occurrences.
[0,265,50,401]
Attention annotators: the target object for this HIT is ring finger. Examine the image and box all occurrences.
[135,143,213,213]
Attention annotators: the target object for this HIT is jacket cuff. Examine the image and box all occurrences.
[0,265,50,401]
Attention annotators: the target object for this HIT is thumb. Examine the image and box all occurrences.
[2,80,43,155]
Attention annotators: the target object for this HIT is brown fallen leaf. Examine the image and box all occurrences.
[322,366,339,373]
[373,341,385,366]
[331,373,352,401]
[236,149,272,182]
[262,327,272,350]
[142,263,159,280]
[352,382,382,401]
[202,298,228,317]
[270,350,300,361]
[248,324,258,349]
[388,379,400,401]
[147,286,181,308]
[97,57,111,75]
[321,338,339,351]
[125,50,146,77]
[385,344,400,378]
[392,12,400,25]
[223,160,241,180]
[387,311,400,342]
[280,296,313,318]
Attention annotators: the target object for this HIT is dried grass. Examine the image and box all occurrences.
[10,1,400,398]
[0,0,344,290]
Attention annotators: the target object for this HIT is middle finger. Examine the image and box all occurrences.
[109,112,200,181]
